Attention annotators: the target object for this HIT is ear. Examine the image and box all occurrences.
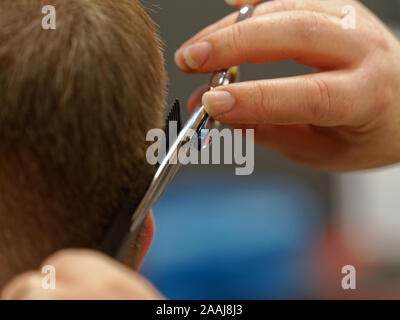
[136,210,155,269]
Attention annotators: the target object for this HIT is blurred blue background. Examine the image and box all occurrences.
[141,168,323,299]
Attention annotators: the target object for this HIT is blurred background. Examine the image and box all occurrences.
[139,0,400,299]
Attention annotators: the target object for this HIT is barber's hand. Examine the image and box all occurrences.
[175,0,400,171]
[1,249,163,300]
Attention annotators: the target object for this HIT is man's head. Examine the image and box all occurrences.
[0,0,166,286]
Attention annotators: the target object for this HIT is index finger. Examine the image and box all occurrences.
[175,11,363,74]
[177,0,345,54]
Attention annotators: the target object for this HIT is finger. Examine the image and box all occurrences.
[41,249,141,282]
[178,0,345,52]
[175,11,364,73]
[42,249,163,299]
[187,84,208,112]
[40,249,103,282]
[179,1,276,49]
[1,271,42,300]
[202,72,371,127]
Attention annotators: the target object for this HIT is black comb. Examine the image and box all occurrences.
[165,99,182,152]
[99,99,182,258]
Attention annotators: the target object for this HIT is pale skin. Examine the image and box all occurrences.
[176,0,400,172]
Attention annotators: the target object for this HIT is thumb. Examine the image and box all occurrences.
[202,74,350,127]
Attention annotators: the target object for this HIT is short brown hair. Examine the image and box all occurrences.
[0,0,166,285]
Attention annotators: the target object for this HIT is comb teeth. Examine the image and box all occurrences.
[165,99,181,152]
[166,99,181,130]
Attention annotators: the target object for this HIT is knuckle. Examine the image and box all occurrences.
[301,11,320,32]
[356,64,396,120]
[291,11,324,43]
[228,23,246,57]
[226,19,256,63]
[372,74,396,115]
[308,77,332,122]
[254,81,273,122]
[361,24,391,53]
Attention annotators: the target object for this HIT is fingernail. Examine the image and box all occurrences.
[174,50,187,71]
[182,41,211,70]
[202,91,235,116]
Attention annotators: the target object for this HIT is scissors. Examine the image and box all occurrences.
[100,4,256,261]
